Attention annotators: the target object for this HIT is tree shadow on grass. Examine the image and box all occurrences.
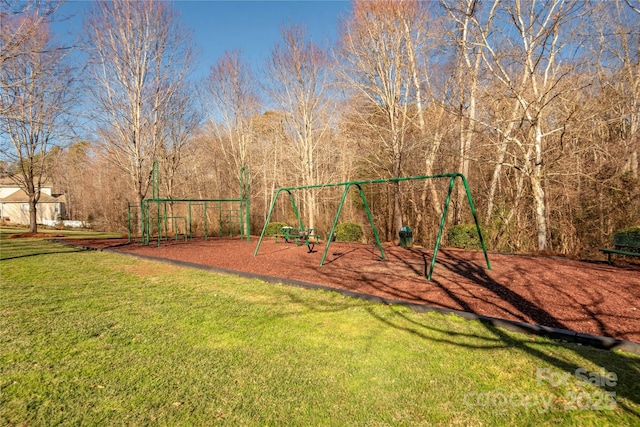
[0,248,85,261]
[363,302,640,418]
[304,247,640,417]
[89,237,640,417]
[273,277,640,418]
[0,240,87,261]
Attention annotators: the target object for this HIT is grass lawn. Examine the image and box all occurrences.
[1,231,639,425]
[0,226,123,240]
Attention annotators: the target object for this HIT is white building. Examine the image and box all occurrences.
[0,177,66,225]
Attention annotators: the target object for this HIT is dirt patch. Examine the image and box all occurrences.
[70,237,640,343]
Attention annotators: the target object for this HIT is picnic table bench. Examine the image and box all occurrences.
[274,226,320,252]
[600,232,640,265]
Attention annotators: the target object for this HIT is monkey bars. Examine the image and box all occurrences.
[129,161,250,247]
[253,173,490,280]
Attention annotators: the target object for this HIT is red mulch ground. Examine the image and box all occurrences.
[69,237,640,344]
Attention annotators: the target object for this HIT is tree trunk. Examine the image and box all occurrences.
[531,125,548,251]
[531,172,548,251]
[485,138,509,226]
[29,198,38,233]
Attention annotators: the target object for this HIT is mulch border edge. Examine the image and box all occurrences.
[54,239,640,356]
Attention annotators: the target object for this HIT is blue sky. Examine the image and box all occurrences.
[58,0,352,79]
[177,1,351,76]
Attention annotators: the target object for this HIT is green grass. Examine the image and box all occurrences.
[1,234,639,425]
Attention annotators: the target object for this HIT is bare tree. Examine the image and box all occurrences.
[442,0,497,224]
[158,83,202,199]
[598,0,640,180]
[337,0,431,238]
[0,1,60,79]
[625,0,640,14]
[252,110,288,221]
[0,2,78,233]
[52,141,91,222]
[263,25,334,230]
[204,50,260,174]
[477,0,588,250]
[85,0,195,209]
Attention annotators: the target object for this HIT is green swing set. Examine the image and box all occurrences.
[254,173,490,280]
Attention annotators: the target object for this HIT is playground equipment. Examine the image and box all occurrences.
[128,161,250,247]
[254,173,490,280]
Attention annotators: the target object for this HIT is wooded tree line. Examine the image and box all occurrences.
[1,0,638,257]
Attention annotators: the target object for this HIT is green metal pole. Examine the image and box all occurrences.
[237,203,241,239]
[245,197,251,241]
[240,166,251,242]
[148,200,152,245]
[288,190,304,231]
[205,203,209,240]
[252,173,458,195]
[154,160,162,246]
[320,184,352,266]
[164,201,168,244]
[188,201,193,240]
[157,200,163,247]
[238,170,242,239]
[141,200,145,245]
[142,199,149,245]
[145,201,150,246]
[245,169,250,241]
[239,168,243,240]
[253,188,284,256]
[460,174,491,270]
[356,184,385,261]
[127,202,132,243]
[428,176,456,280]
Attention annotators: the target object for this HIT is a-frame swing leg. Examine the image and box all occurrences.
[461,174,491,271]
[356,184,385,261]
[254,189,283,256]
[428,176,456,280]
[320,184,385,266]
[288,190,304,231]
[427,175,491,280]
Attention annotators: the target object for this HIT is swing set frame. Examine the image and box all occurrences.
[254,173,490,280]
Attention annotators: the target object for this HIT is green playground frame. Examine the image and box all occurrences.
[254,173,490,280]
[128,161,250,247]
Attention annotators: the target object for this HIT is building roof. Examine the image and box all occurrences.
[0,189,64,203]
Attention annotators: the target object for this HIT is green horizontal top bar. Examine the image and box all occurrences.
[143,198,244,203]
[275,173,461,192]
